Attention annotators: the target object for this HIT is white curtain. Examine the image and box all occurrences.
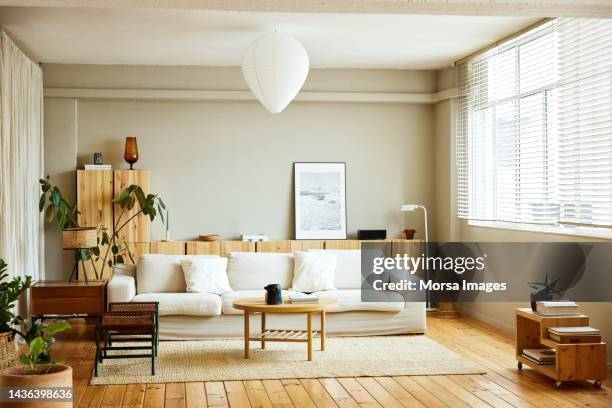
[0,29,44,283]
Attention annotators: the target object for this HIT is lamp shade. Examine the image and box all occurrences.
[242,33,309,114]
[62,227,97,249]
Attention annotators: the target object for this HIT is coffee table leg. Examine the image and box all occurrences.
[320,311,326,351]
[307,312,313,361]
[261,312,266,349]
[244,311,250,359]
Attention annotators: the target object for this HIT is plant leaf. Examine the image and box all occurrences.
[39,194,47,212]
[45,205,55,223]
[51,190,61,207]
[44,322,70,336]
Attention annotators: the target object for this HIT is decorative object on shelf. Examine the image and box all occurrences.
[124,136,139,170]
[162,208,171,241]
[93,152,103,165]
[401,203,433,310]
[242,32,309,113]
[528,273,561,311]
[241,234,268,242]
[84,164,112,170]
[357,230,386,240]
[199,234,220,242]
[403,229,416,240]
[294,162,347,240]
[264,284,283,305]
[0,259,31,369]
[0,319,72,403]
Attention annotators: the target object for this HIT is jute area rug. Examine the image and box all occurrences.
[90,336,485,385]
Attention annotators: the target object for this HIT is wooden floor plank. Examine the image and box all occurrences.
[261,380,294,408]
[300,379,339,408]
[319,378,360,408]
[224,381,251,408]
[355,377,404,408]
[391,376,448,408]
[122,384,146,408]
[185,382,207,408]
[281,379,317,408]
[143,384,165,408]
[411,376,472,408]
[99,384,127,408]
[430,375,491,408]
[78,385,107,408]
[165,383,186,408]
[373,377,426,408]
[336,378,381,407]
[206,381,229,407]
[244,380,275,408]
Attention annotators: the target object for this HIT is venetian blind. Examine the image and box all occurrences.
[456,18,612,230]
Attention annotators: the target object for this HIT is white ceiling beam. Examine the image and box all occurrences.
[1,0,611,18]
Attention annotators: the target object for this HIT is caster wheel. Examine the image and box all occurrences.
[554,381,562,389]
[594,380,603,388]
[517,362,522,370]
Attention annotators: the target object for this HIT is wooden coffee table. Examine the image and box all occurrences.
[233,298,337,361]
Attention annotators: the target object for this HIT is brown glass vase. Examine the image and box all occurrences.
[124,137,139,170]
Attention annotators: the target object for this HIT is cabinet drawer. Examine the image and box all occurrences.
[31,297,104,316]
[31,285,104,299]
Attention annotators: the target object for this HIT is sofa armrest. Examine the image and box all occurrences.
[107,274,136,304]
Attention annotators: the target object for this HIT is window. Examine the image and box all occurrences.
[456,18,612,235]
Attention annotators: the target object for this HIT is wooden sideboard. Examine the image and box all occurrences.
[30,280,107,319]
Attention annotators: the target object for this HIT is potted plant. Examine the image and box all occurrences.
[0,259,31,369]
[0,319,72,407]
[528,273,562,311]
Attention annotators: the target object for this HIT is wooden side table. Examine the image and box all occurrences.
[233,298,337,361]
[30,280,107,319]
[515,308,606,388]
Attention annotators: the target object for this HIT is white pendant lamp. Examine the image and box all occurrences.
[242,32,309,114]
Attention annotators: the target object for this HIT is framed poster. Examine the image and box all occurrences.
[294,162,347,239]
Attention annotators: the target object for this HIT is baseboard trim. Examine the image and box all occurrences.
[44,87,459,104]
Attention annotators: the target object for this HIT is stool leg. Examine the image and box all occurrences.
[151,334,156,375]
[94,327,100,377]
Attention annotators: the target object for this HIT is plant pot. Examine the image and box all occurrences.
[0,364,72,407]
[531,291,553,311]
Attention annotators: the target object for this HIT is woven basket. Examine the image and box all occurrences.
[0,331,17,369]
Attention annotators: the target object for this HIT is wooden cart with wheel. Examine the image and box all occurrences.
[515,308,606,389]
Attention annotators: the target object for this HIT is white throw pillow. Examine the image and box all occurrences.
[291,251,338,292]
[181,258,232,295]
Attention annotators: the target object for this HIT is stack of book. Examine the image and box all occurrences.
[522,348,556,365]
[536,301,580,316]
[84,164,112,170]
[548,326,601,344]
[288,293,319,304]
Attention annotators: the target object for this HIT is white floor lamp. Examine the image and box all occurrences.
[401,204,435,311]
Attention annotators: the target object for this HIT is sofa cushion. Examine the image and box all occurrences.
[221,290,301,314]
[309,250,361,289]
[132,292,222,316]
[226,252,294,290]
[292,251,337,292]
[136,254,218,294]
[181,258,232,295]
[314,289,404,313]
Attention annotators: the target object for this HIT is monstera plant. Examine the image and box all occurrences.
[39,176,165,279]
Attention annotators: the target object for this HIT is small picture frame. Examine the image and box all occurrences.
[294,162,347,240]
[93,153,103,165]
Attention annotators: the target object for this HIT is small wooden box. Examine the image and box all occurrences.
[31,281,107,318]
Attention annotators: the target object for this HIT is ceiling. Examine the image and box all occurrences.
[0,7,539,69]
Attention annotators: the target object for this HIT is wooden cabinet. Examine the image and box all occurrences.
[186,241,220,256]
[76,169,151,280]
[31,281,107,318]
[113,170,151,243]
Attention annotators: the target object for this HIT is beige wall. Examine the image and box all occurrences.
[43,64,437,279]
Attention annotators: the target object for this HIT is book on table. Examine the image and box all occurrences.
[536,300,580,316]
[288,293,319,303]
[548,326,601,343]
[522,348,556,365]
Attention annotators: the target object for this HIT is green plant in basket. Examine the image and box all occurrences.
[0,259,32,333]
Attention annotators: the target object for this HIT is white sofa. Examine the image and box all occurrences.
[107,251,426,340]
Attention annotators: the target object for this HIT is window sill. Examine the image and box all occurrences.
[467,220,612,240]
